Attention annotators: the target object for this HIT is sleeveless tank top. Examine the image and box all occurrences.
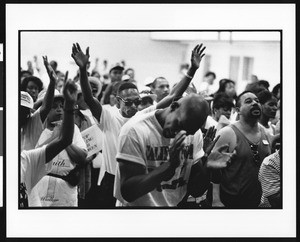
[220,123,271,208]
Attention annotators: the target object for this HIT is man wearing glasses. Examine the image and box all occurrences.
[71,42,206,207]
[211,91,271,208]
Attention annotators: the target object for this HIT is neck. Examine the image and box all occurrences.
[239,116,259,132]
[46,122,55,131]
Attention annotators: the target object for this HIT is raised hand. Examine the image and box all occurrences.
[71,43,90,69]
[64,70,69,85]
[169,130,187,169]
[206,145,236,169]
[190,43,206,70]
[42,55,58,82]
[63,80,78,104]
[203,126,219,156]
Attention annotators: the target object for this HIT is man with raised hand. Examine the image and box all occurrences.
[21,56,57,151]
[71,42,206,207]
[21,80,78,207]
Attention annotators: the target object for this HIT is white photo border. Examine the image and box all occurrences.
[6,3,296,238]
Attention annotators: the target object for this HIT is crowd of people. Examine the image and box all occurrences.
[20,42,281,208]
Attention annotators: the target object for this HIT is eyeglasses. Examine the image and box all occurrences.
[249,143,261,165]
[117,96,142,106]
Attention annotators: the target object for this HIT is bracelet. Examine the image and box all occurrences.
[185,73,193,79]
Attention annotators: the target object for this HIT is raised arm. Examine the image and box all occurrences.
[38,56,57,123]
[71,43,102,121]
[156,43,206,109]
[45,80,77,163]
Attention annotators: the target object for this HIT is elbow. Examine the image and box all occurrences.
[120,184,138,203]
[60,137,73,149]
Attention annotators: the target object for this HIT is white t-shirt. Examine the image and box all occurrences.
[32,124,87,207]
[21,145,51,206]
[21,108,44,151]
[204,115,218,130]
[97,105,156,185]
[114,110,204,207]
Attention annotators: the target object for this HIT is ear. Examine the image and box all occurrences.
[170,101,179,111]
[115,96,121,109]
[213,108,217,115]
[235,106,240,113]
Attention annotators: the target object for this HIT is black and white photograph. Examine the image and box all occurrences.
[6,3,296,238]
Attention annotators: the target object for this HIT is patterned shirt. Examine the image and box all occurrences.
[258,150,280,207]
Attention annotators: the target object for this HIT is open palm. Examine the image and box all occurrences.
[71,43,90,69]
[190,43,206,69]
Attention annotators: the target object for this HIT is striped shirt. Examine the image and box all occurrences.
[258,150,280,207]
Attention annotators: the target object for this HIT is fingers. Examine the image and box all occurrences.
[205,126,216,140]
[199,45,206,56]
[196,43,203,53]
[76,43,82,52]
[212,128,217,140]
[192,44,199,53]
[210,135,220,149]
[64,71,69,83]
[72,44,77,56]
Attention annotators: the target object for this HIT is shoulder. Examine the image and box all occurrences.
[21,145,46,163]
[121,112,155,137]
[214,124,237,151]
[217,124,235,137]
[261,151,280,168]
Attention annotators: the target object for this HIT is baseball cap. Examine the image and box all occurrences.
[121,74,131,82]
[34,89,64,109]
[139,90,157,101]
[109,63,124,73]
[144,76,155,87]
[21,91,34,109]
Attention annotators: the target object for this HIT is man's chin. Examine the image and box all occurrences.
[126,109,138,118]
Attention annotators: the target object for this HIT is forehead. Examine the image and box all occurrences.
[119,88,140,98]
[110,68,123,74]
[240,92,257,102]
[27,80,38,87]
[265,97,278,104]
[226,82,235,87]
[52,98,64,106]
[155,78,168,86]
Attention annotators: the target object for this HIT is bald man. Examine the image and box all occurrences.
[114,94,235,207]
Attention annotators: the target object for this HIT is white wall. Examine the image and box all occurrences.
[21,32,187,88]
[186,40,280,94]
[21,32,280,95]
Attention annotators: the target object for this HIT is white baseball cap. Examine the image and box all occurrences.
[21,91,34,109]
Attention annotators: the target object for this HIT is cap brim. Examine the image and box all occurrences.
[110,66,124,72]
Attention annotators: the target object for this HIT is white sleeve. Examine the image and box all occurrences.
[99,105,114,131]
[73,124,87,151]
[138,105,156,115]
[193,129,205,164]
[21,145,49,193]
[116,128,146,166]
